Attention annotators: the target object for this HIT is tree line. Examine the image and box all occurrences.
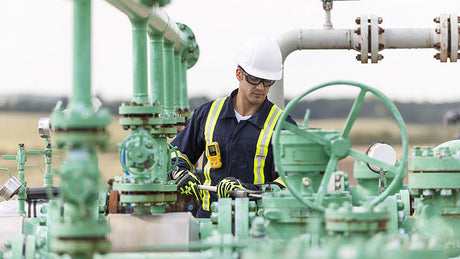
[1,94,459,125]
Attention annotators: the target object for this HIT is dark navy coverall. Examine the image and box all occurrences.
[171,89,297,218]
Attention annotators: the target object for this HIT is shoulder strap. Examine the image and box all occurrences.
[253,104,283,184]
[202,97,227,211]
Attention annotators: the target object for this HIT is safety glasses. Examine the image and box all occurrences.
[239,67,276,87]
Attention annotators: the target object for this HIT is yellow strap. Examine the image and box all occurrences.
[273,176,287,188]
[171,151,195,172]
[202,97,227,211]
[253,105,282,184]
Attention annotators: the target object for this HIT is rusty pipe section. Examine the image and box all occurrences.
[105,0,186,50]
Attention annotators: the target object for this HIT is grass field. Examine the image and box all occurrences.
[0,111,458,189]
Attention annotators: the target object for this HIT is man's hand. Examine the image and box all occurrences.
[217,177,247,198]
[173,169,202,201]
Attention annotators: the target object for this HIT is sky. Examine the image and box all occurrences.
[0,0,459,103]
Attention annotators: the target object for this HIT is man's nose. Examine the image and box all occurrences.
[255,82,265,89]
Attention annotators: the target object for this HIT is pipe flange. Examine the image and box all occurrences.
[440,13,449,62]
[370,14,380,63]
[360,15,369,63]
[177,23,199,69]
[450,13,458,62]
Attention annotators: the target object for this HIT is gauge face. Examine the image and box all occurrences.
[38,118,53,138]
[366,142,397,173]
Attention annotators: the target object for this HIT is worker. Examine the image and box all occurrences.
[170,36,297,218]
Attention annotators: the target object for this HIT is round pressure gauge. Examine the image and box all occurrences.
[365,142,397,173]
[38,118,53,138]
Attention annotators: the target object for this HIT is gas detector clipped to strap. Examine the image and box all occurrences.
[206,142,222,169]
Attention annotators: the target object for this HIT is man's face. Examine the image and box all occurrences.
[237,67,273,105]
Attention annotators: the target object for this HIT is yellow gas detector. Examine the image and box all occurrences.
[206,142,222,169]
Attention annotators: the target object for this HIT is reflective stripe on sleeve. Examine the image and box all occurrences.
[273,176,287,188]
[253,105,282,184]
[202,97,227,211]
[171,150,195,172]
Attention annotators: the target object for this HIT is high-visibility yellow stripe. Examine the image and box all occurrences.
[273,176,287,188]
[253,105,282,184]
[202,97,227,211]
[171,151,195,172]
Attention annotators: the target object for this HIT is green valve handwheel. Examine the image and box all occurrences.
[272,81,409,212]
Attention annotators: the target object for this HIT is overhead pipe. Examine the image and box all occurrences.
[107,0,187,120]
[106,0,152,104]
[271,14,458,108]
[105,0,186,57]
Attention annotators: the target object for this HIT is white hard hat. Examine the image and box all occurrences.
[235,36,283,80]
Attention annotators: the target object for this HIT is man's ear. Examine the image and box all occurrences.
[236,68,242,80]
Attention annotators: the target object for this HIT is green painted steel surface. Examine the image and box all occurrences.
[116,182,176,192]
[48,1,112,257]
[273,81,409,212]
[163,41,176,121]
[325,203,390,234]
[275,129,334,172]
[2,145,28,215]
[350,160,404,205]
[5,0,460,257]
[235,198,250,241]
[149,33,166,108]
[131,19,151,105]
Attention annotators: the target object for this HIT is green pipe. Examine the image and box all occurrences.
[71,0,92,109]
[180,60,189,111]
[3,145,27,215]
[173,50,183,114]
[131,19,150,104]
[105,0,186,52]
[16,145,26,216]
[27,142,54,188]
[49,1,111,257]
[44,142,53,188]
[163,40,176,118]
[149,33,166,108]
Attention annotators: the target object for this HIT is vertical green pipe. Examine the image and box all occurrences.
[44,142,53,188]
[150,33,165,108]
[131,19,149,104]
[173,50,182,114]
[72,0,92,109]
[163,41,175,117]
[180,61,189,111]
[17,145,26,216]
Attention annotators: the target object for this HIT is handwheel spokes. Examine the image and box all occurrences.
[272,81,408,212]
[342,89,367,138]
[314,154,338,207]
[348,149,398,172]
